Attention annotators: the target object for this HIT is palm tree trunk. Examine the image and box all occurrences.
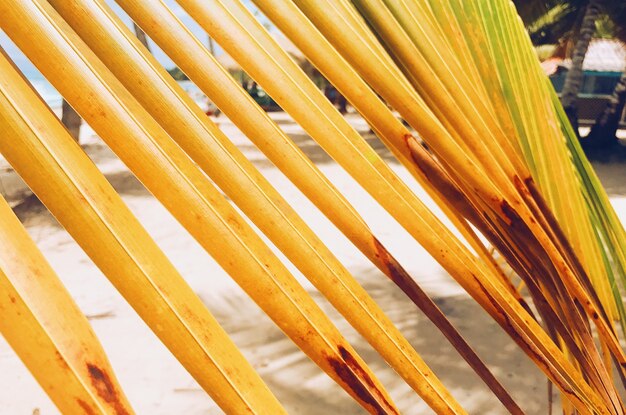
[61,99,81,142]
[585,71,626,147]
[560,0,602,137]
[133,23,151,52]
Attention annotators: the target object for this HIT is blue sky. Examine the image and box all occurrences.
[0,0,269,79]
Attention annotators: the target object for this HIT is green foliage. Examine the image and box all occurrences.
[514,0,626,44]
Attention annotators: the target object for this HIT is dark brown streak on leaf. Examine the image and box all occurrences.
[499,199,592,341]
[492,212,581,338]
[76,399,97,415]
[326,348,397,415]
[87,363,130,415]
[405,135,482,225]
[523,177,613,335]
[405,134,531,310]
[403,135,602,410]
[470,273,582,407]
[372,237,525,414]
[499,200,622,409]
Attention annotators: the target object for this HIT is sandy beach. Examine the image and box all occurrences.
[1,112,625,414]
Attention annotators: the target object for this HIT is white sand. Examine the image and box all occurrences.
[2,114,625,414]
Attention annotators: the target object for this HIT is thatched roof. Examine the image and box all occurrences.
[576,38,626,72]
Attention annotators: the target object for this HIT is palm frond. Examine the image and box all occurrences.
[0,191,133,415]
[0,42,286,413]
[0,0,625,413]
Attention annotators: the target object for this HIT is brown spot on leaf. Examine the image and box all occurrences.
[76,399,96,415]
[499,199,519,226]
[372,237,407,288]
[327,346,397,415]
[86,363,130,415]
